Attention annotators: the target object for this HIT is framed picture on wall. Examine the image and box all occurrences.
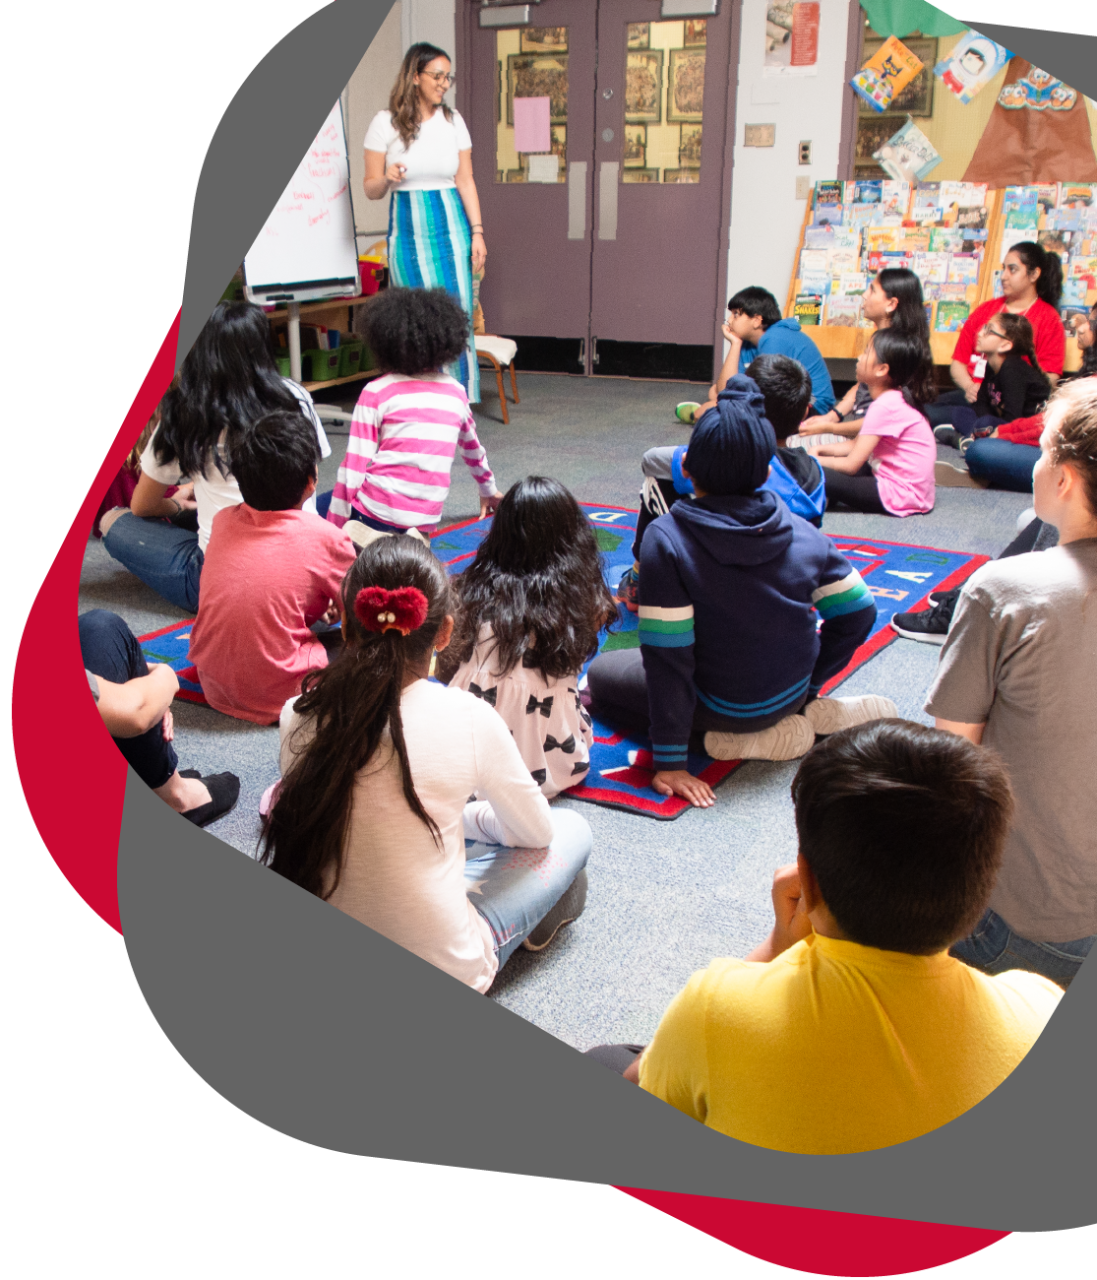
[667,48,705,123]
[858,37,937,117]
[625,50,663,122]
[684,20,707,46]
[627,23,650,50]
[505,168,528,183]
[550,124,567,164]
[678,122,703,167]
[663,169,700,183]
[622,167,659,183]
[507,54,569,124]
[623,124,647,167]
[854,115,897,168]
[520,27,568,54]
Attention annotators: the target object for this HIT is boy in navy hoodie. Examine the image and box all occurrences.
[618,355,826,611]
[589,376,892,808]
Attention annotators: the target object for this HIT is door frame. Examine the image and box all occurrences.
[457,0,743,382]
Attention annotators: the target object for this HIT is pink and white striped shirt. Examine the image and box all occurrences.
[327,372,496,531]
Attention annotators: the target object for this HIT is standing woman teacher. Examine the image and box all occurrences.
[364,42,485,403]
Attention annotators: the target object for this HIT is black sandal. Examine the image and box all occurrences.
[178,771,241,827]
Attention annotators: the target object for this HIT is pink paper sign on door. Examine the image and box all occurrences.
[513,96,551,153]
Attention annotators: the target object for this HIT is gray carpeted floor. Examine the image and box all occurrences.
[79,372,1030,1049]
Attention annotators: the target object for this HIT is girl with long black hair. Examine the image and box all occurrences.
[263,536,592,991]
[799,267,935,438]
[442,477,618,797]
[101,301,330,612]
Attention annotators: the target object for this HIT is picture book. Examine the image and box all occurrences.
[1035,184,1059,215]
[866,250,913,273]
[814,179,844,208]
[825,296,862,327]
[865,227,902,253]
[1061,305,1089,332]
[794,293,823,325]
[947,253,981,286]
[934,30,1012,105]
[1003,186,1039,230]
[929,227,964,253]
[935,300,970,332]
[852,36,924,113]
[912,252,948,284]
[1070,257,1097,290]
[798,273,831,298]
[898,227,931,252]
[853,179,883,205]
[880,181,910,216]
[955,204,989,232]
[874,119,941,184]
[1058,184,1097,210]
[1061,276,1088,307]
[835,272,869,295]
[811,205,845,228]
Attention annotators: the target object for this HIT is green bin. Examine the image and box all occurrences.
[304,349,340,382]
[338,340,365,377]
[274,353,292,377]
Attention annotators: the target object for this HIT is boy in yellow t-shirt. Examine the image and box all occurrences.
[590,720,1062,1155]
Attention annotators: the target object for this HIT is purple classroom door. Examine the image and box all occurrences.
[462,0,598,347]
[459,1,738,376]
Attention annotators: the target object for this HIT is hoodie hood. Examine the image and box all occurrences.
[769,317,802,335]
[670,490,795,567]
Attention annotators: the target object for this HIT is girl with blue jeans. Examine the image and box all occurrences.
[261,537,592,991]
[102,301,329,612]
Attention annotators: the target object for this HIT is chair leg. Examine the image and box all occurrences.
[478,353,508,425]
[508,362,519,404]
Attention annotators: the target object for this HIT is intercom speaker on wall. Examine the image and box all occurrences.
[744,123,776,147]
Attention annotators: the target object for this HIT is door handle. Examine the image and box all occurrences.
[597,162,619,240]
[591,336,600,366]
[568,161,587,240]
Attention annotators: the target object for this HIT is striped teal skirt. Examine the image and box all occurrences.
[388,187,479,403]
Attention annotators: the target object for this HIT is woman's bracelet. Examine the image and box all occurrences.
[167,497,182,515]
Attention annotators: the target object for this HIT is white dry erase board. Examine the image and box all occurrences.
[244,101,360,303]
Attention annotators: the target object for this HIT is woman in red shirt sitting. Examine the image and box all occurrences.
[926,241,1065,431]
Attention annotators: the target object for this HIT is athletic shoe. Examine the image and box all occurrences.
[803,695,898,736]
[935,459,987,488]
[179,771,241,827]
[703,714,815,762]
[889,596,958,644]
[522,868,588,951]
[675,401,700,425]
[616,564,640,613]
[933,424,961,449]
[926,586,960,607]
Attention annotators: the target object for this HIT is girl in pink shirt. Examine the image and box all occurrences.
[326,287,503,541]
[815,329,936,517]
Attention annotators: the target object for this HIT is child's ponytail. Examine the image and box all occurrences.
[260,537,452,899]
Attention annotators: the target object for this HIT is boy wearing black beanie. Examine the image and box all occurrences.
[588,376,891,807]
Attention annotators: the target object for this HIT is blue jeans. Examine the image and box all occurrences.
[947,409,1007,439]
[924,389,969,429]
[964,439,1040,493]
[951,908,1095,988]
[79,609,178,789]
[103,512,204,612]
[464,809,592,967]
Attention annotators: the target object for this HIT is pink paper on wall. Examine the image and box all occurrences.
[513,96,551,153]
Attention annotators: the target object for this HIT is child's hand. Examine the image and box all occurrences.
[798,415,832,436]
[323,602,341,625]
[480,491,504,518]
[173,483,197,511]
[769,863,813,953]
[161,709,174,743]
[652,769,715,808]
[721,321,741,346]
[964,384,979,404]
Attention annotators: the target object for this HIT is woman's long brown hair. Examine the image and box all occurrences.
[260,537,453,900]
[389,42,453,150]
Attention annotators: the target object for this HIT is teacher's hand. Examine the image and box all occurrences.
[384,162,406,187]
[471,231,487,273]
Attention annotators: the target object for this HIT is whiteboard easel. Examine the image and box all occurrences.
[244,101,360,390]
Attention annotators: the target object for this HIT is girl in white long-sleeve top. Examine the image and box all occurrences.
[262,536,592,992]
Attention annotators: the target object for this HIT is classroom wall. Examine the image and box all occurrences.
[346,2,404,242]
[725,0,856,309]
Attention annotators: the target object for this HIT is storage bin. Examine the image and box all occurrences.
[274,353,292,377]
[304,349,340,382]
[358,258,385,295]
[337,339,365,377]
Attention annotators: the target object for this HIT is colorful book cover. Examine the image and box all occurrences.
[955,204,989,232]
[874,120,941,185]
[853,179,883,205]
[865,227,901,253]
[811,205,844,228]
[794,293,822,325]
[851,36,924,113]
[1057,183,1097,210]
[935,300,970,332]
[866,250,913,273]
[835,272,869,295]
[947,253,981,286]
[1034,184,1059,215]
[1061,305,1089,332]
[1003,186,1039,230]
[934,29,1012,105]
[825,296,862,327]
[898,227,931,252]
[1069,257,1097,290]
[929,227,964,252]
[1061,276,1087,307]
[880,181,910,216]
[799,272,831,298]
[912,252,949,284]
[814,179,844,208]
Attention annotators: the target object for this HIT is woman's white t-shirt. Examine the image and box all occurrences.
[363,108,472,191]
[139,380,330,552]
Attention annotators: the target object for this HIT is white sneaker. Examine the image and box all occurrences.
[704,714,815,762]
[803,695,898,736]
[935,459,987,489]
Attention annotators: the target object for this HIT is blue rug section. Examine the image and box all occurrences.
[138,620,206,703]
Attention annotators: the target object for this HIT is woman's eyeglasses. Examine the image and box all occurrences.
[422,71,456,86]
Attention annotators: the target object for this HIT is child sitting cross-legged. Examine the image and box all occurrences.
[262,537,593,991]
[588,375,891,808]
[617,354,824,611]
[587,720,1062,1155]
[440,476,619,797]
[188,409,358,724]
[815,328,936,517]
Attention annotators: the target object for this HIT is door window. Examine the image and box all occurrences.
[494,27,569,184]
[622,19,705,183]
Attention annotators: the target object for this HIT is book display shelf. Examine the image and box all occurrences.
[785,179,1091,371]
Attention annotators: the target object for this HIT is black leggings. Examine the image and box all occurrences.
[822,463,889,515]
